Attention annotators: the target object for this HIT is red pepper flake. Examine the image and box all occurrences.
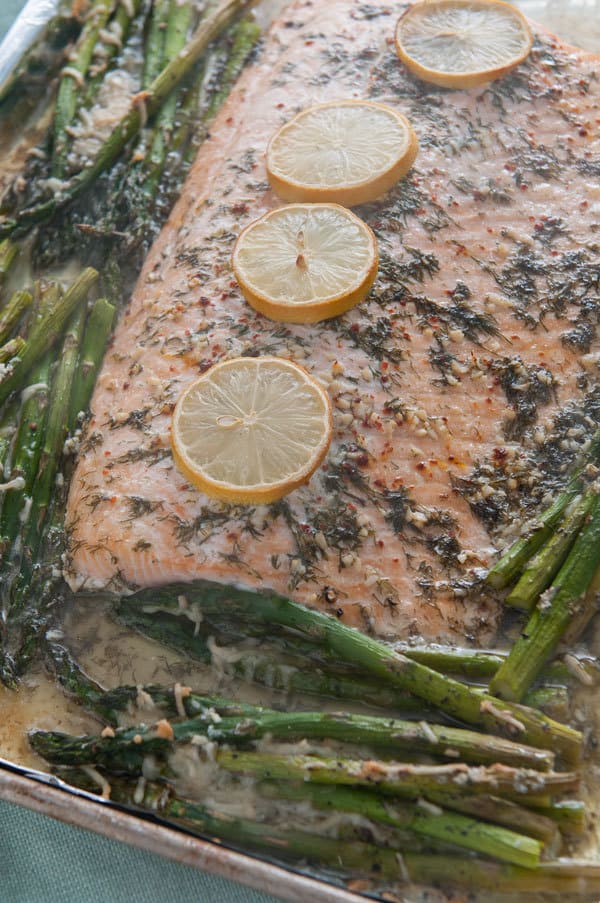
[104,450,111,457]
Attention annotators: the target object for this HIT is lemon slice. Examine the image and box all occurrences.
[171,356,332,504]
[232,203,378,324]
[266,100,419,206]
[395,0,533,89]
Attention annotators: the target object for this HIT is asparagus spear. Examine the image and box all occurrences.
[214,749,577,805]
[199,708,555,771]
[506,493,595,610]
[0,400,18,470]
[13,297,112,673]
[0,0,255,239]
[52,0,116,178]
[57,666,556,770]
[524,685,570,723]
[203,16,261,120]
[136,0,195,210]
[0,268,97,408]
[0,290,32,346]
[141,0,170,89]
[486,429,600,589]
[561,560,600,646]
[28,723,577,805]
[117,581,582,762]
[113,602,432,715]
[0,240,18,290]
[395,642,594,686]
[114,602,572,721]
[259,782,544,868]
[20,306,87,562]
[490,492,600,702]
[532,800,586,835]
[45,770,600,894]
[82,0,144,105]
[68,297,114,431]
[445,793,561,846]
[59,769,427,868]
[0,337,26,364]
[0,355,51,566]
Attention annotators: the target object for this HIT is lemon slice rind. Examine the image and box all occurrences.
[171,356,333,505]
[232,203,378,324]
[395,0,533,89]
[266,100,419,206]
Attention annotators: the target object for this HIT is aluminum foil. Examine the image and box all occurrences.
[0,0,60,100]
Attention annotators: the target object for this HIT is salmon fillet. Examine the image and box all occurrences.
[65,0,600,643]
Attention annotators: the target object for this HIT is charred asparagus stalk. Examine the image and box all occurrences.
[116,581,582,762]
[490,492,600,702]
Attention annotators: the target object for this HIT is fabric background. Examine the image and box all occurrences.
[0,4,280,900]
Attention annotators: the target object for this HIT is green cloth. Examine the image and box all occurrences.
[0,5,283,900]
[0,800,283,902]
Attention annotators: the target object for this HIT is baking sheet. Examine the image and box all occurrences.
[0,2,599,902]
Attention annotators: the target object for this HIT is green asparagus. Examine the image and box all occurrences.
[0,0,255,238]
[52,0,116,178]
[490,492,600,701]
[117,581,583,762]
[0,290,32,346]
[259,781,544,868]
[0,268,98,408]
[486,428,600,589]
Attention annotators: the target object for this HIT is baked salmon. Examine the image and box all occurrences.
[65,0,600,644]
